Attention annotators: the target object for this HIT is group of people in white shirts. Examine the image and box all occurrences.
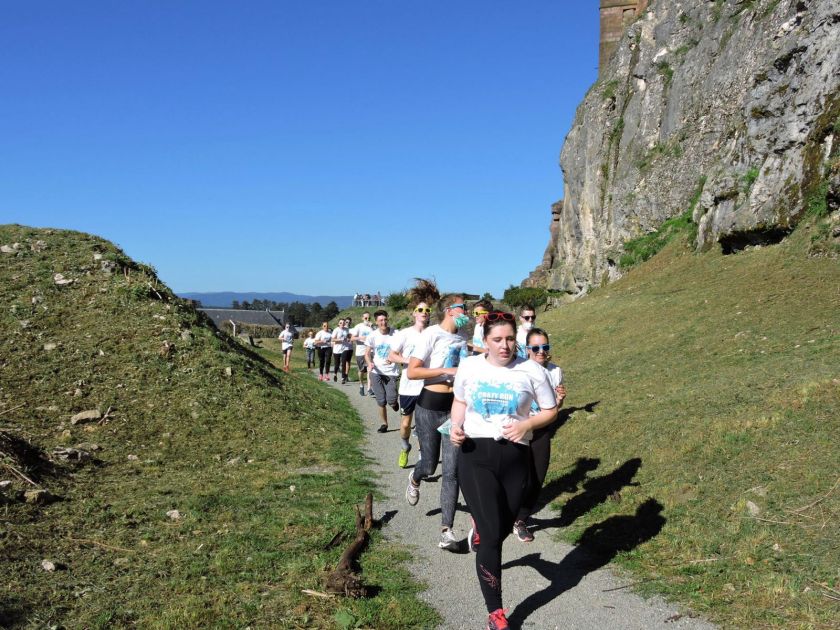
[300,296,566,630]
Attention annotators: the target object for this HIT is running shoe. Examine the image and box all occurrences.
[398,447,410,468]
[359,384,365,396]
[367,389,375,397]
[377,424,388,433]
[486,608,509,630]
[405,472,419,506]
[438,528,458,551]
[341,377,347,384]
[468,517,480,553]
[513,520,534,543]
[333,373,337,382]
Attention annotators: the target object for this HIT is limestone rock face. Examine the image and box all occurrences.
[525,0,839,294]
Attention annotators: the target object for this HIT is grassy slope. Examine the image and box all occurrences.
[540,223,839,628]
[0,225,437,629]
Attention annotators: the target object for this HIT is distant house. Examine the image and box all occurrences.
[199,308,294,335]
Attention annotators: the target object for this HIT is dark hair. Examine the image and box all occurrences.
[373,309,388,320]
[472,299,494,311]
[483,313,517,339]
[436,294,465,320]
[408,277,441,308]
[519,304,536,315]
[526,327,549,344]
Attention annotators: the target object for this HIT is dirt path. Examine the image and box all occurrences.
[325,375,716,629]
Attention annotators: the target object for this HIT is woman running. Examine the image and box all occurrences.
[450,312,557,630]
[303,330,316,369]
[278,323,294,372]
[512,327,566,542]
[314,321,333,381]
[405,295,470,551]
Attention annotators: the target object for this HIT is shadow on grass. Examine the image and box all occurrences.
[531,457,642,532]
[505,498,666,629]
[0,598,28,628]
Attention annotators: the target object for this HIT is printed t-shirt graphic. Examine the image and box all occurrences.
[366,329,399,376]
[350,322,374,356]
[314,329,332,347]
[391,327,424,396]
[453,355,555,444]
[409,325,469,386]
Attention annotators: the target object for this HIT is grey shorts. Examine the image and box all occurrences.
[370,372,398,408]
[356,355,368,373]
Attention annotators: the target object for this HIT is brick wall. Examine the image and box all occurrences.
[599,0,648,74]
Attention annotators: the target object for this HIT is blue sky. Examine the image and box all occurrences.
[2,1,599,298]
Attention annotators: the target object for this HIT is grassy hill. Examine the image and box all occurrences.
[0,225,437,628]
[537,220,839,628]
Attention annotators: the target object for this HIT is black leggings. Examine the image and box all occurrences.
[333,349,352,376]
[318,347,332,375]
[458,437,529,613]
[517,424,556,521]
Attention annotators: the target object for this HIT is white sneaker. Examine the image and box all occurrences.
[405,472,420,506]
[438,528,458,551]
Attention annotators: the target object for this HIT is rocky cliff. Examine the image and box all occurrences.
[525,0,839,294]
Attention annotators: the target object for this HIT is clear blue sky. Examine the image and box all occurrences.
[2,1,599,298]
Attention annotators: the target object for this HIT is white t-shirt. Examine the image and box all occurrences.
[332,327,349,354]
[303,337,316,350]
[314,329,332,348]
[366,328,399,377]
[471,322,485,351]
[409,324,469,387]
[279,329,294,351]
[453,355,556,445]
[390,326,425,396]
[350,322,374,356]
[516,325,533,359]
[529,360,563,413]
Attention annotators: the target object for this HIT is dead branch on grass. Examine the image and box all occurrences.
[324,492,373,598]
[301,589,335,599]
[1,462,41,488]
[788,477,840,514]
[68,537,135,554]
[0,403,27,417]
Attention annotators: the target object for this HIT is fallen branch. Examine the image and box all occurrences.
[324,492,373,597]
[1,462,40,488]
[788,477,840,514]
[0,403,27,417]
[301,589,334,599]
[67,537,135,554]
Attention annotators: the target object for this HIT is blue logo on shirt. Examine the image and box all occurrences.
[444,343,467,368]
[470,381,520,419]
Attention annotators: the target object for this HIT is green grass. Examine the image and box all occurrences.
[0,225,438,629]
[540,225,839,628]
[619,211,697,269]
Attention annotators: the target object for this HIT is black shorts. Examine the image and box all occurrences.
[399,394,419,416]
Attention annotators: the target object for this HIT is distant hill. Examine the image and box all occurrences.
[178,291,354,308]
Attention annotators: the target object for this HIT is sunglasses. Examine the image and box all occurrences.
[448,303,466,311]
[527,344,551,353]
[414,307,432,314]
[485,312,515,322]
[521,315,536,321]
[473,310,489,316]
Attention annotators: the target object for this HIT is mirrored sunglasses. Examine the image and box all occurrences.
[485,312,515,322]
[527,344,550,353]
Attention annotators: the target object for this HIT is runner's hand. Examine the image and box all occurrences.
[502,419,529,443]
[450,423,465,446]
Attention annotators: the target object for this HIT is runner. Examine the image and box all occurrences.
[388,301,431,468]
[468,299,493,355]
[314,321,333,381]
[515,304,537,359]
[303,330,316,369]
[449,312,557,630]
[339,317,354,384]
[331,318,348,382]
[278,323,294,372]
[350,312,374,396]
[512,327,566,543]
[364,310,399,433]
[405,295,470,551]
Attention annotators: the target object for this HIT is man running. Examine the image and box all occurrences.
[515,304,537,359]
[350,312,374,396]
[388,301,431,468]
[365,310,399,433]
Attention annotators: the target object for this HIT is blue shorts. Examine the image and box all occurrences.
[399,394,418,416]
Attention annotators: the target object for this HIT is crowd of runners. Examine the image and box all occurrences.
[286,285,566,630]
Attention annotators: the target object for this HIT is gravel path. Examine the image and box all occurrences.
[326,376,716,630]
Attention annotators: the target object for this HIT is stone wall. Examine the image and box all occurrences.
[600,0,649,73]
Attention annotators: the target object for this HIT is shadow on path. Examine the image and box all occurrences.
[504,498,666,629]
